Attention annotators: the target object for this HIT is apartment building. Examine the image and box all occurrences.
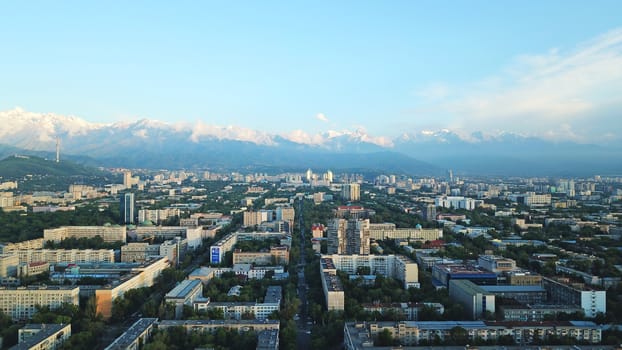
[43,226,126,243]
[95,257,170,319]
[0,254,19,277]
[0,239,45,254]
[15,249,115,265]
[368,223,442,241]
[344,320,601,348]
[194,286,282,320]
[448,280,496,320]
[327,218,370,255]
[542,277,606,318]
[0,286,79,320]
[322,254,419,289]
[232,246,289,266]
[11,323,71,350]
[120,243,161,263]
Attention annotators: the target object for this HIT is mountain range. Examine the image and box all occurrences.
[1,108,621,176]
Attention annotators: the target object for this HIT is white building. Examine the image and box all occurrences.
[165,279,204,319]
[434,196,479,210]
[0,286,80,320]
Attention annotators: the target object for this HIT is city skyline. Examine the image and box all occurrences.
[1,2,622,145]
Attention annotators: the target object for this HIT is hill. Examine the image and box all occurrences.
[0,155,104,179]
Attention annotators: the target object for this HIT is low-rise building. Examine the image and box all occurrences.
[431,263,497,288]
[499,302,584,322]
[165,279,203,319]
[10,323,71,350]
[477,255,516,273]
[188,265,284,285]
[194,286,281,320]
[157,319,280,338]
[104,318,157,350]
[361,302,444,321]
[17,262,50,278]
[344,320,602,348]
[120,243,160,263]
[232,246,289,266]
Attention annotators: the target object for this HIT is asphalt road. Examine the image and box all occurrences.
[295,199,312,350]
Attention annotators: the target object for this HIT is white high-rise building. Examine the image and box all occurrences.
[305,169,313,182]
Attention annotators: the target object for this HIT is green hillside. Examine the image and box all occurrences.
[0,155,103,179]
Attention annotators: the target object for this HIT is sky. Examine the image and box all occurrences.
[1,1,621,144]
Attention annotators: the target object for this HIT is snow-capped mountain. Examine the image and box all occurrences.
[0,108,620,175]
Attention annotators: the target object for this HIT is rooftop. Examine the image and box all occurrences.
[481,285,546,293]
[165,279,202,299]
[10,324,70,350]
[105,318,158,350]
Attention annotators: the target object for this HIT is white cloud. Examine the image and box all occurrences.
[414,28,622,144]
[315,113,329,122]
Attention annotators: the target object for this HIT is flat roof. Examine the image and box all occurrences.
[166,279,202,299]
[403,321,487,330]
[449,279,490,294]
[10,324,70,350]
[481,285,546,293]
[105,318,158,350]
[324,273,344,292]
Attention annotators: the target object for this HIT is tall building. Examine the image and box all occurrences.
[423,203,436,222]
[325,170,334,183]
[327,218,370,255]
[120,193,135,225]
[305,169,313,182]
[341,183,360,202]
[123,171,133,188]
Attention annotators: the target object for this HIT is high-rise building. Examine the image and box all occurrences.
[120,192,135,225]
[341,183,360,202]
[423,203,436,222]
[305,169,313,182]
[324,170,334,183]
[327,218,370,255]
[123,171,133,188]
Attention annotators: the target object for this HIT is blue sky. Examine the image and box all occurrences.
[1,1,621,144]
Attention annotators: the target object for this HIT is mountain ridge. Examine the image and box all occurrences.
[1,108,621,176]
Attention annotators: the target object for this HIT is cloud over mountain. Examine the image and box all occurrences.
[1,107,620,175]
[413,28,622,144]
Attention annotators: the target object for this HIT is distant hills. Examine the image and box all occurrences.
[1,108,621,176]
[0,155,103,179]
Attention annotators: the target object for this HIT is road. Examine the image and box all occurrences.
[295,198,312,350]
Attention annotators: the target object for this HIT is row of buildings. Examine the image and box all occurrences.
[344,320,603,348]
[320,254,420,310]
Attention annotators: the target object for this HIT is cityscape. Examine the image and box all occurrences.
[1,2,622,350]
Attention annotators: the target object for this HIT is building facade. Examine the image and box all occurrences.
[0,286,79,320]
